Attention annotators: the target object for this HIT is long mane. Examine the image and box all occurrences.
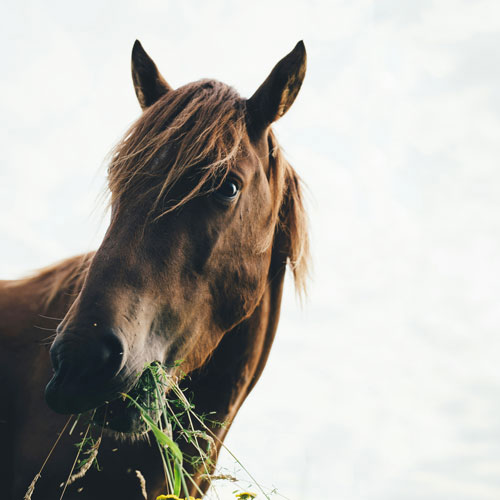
[108,79,246,215]
[14,80,309,306]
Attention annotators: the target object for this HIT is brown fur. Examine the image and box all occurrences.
[5,253,93,311]
[0,41,308,499]
[108,80,308,287]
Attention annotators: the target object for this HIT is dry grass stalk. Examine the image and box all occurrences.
[203,473,238,482]
[24,473,41,500]
[23,415,74,500]
[135,469,148,499]
[66,437,101,485]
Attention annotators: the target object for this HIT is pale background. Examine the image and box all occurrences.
[1,1,500,499]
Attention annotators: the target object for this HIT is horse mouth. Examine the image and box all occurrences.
[93,399,150,435]
[93,378,161,434]
[91,364,170,435]
[47,364,168,435]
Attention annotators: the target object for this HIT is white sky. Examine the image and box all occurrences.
[1,1,500,499]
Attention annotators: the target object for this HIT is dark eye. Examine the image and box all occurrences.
[213,179,240,203]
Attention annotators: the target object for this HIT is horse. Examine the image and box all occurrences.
[0,40,308,499]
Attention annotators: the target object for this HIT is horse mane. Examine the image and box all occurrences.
[109,78,309,293]
[108,79,246,216]
[7,253,93,310]
[16,79,309,308]
[267,132,309,295]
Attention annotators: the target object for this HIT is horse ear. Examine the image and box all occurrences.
[131,40,172,110]
[246,41,306,133]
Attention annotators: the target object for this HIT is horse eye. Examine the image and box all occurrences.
[214,179,240,202]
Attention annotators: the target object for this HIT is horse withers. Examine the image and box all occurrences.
[0,40,308,499]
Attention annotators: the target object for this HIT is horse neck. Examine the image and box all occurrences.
[183,260,287,434]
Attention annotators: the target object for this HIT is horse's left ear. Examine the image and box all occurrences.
[246,41,306,133]
[131,40,172,110]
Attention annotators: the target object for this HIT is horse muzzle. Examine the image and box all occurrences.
[45,327,127,414]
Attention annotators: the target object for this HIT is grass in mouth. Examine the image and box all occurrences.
[26,362,283,500]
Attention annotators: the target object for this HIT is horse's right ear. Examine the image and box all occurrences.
[131,40,172,110]
[246,41,306,135]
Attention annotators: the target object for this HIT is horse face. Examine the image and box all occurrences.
[45,41,306,432]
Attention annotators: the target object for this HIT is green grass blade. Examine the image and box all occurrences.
[121,393,183,462]
[173,459,182,496]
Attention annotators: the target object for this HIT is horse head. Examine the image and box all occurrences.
[45,40,308,433]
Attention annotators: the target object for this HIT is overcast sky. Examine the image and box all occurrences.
[1,1,500,499]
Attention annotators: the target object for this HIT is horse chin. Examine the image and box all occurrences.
[93,398,151,435]
[91,366,165,436]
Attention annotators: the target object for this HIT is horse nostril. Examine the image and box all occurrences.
[99,330,125,378]
[46,327,126,414]
[50,350,59,373]
[49,338,63,374]
[49,327,124,381]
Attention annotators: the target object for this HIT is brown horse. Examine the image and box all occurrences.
[0,40,308,499]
